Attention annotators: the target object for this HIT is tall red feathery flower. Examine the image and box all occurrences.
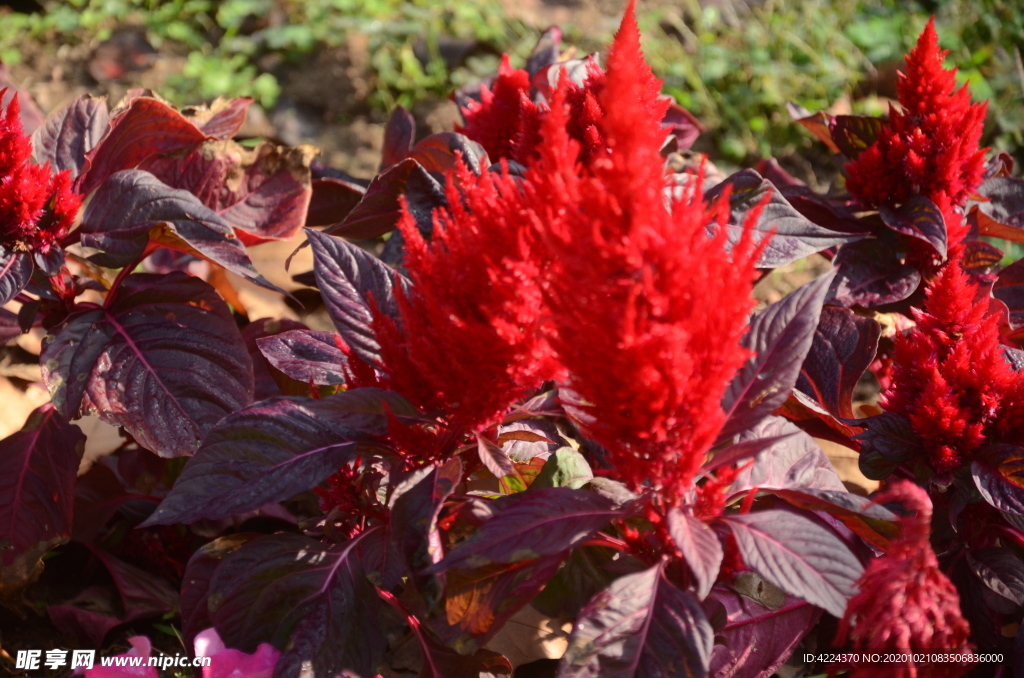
[844,19,987,209]
[539,2,760,500]
[834,481,972,678]
[882,256,1023,473]
[0,91,80,254]
[456,53,606,167]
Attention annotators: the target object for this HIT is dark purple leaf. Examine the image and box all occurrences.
[853,412,921,462]
[667,509,723,600]
[721,509,862,616]
[879,195,947,259]
[777,390,860,449]
[140,140,313,244]
[703,433,798,474]
[974,177,1024,240]
[720,272,834,439]
[0,405,84,597]
[41,273,254,457]
[779,187,869,235]
[707,170,864,268]
[415,628,512,678]
[430,487,618,571]
[0,248,32,305]
[973,448,1024,516]
[995,259,1024,329]
[828,238,922,308]
[208,531,386,678]
[141,389,406,526]
[391,458,462,576]
[967,548,1024,607]
[72,463,139,543]
[533,546,634,619]
[47,587,124,646]
[241,318,311,400]
[324,158,446,240]
[80,96,209,195]
[381,105,415,169]
[525,26,562,77]
[31,95,110,179]
[961,239,1004,278]
[662,101,703,151]
[559,562,713,678]
[705,585,819,678]
[256,328,348,386]
[796,307,880,419]
[180,534,257,648]
[88,545,179,619]
[771,489,899,551]
[80,169,278,291]
[828,115,884,160]
[307,227,412,366]
[727,417,845,495]
[306,177,365,227]
[477,434,515,479]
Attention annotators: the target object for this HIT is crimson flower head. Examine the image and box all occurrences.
[834,480,972,678]
[882,256,1023,473]
[0,91,80,255]
[844,19,987,209]
[538,2,760,500]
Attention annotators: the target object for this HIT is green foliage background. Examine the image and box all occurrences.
[1,0,1021,164]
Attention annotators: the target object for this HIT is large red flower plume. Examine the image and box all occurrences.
[844,19,987,209]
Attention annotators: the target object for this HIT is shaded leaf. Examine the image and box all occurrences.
[705,585,820,678]
[559,562,713,678]
[0,249,32,306]
[967,548,1024,607]
[829,115,884,160]
[828,238,922,308]
[430,488,618,571]
[257,329,348,386]
[776,390,860,450]
[961,239,1004,278]
[879,195,947,259]
[796,307,880,419]
[532,447,593,490]
[974,448,1024,516]
[853,412,922,462]
[391,458,462,581]
[409,133,488,175]
[720,273,834,439]
[307,227,412,366]
[722,509,861,616]
[241,318,311,400]
[141,389,404,525]
[0,405,84,599]
[89,545,179,620]
[41,273,254,457]
[973,177,1024,242]
[707,170,865,268]
[325,158,446,240]
[307,177,365,227]
[533,546,632,619]
[80,169,277,291]
[31,95,110,179]
[180,534,257,648]
[208,531,387,678]
[667,509,723,600]
[381,105,415,169]
[994,259,1024,329]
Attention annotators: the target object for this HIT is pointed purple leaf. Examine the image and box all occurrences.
[722,509,862,617]
[180,534,257,648]
[707,170,865,268]
[208,531,387,678]
[796,307,879,420]
[431,487,618,571]
[667,509,723,600]
[994,259,1024,330]
[307,227,411,366]
[0,248,32,305]
[41,273,254,457]
[256,329,349,386]
[771,489,899,551]
[477,434,515,479]
[879,195,947,259]
[241,318,310,400]
[727,417,845,495]
[720,272,834,439]
[828,115,884,160]
[381,105,415,169]
[31,95,110,179]
[967,548,1024,607]
[973,448,1024,516]
[828,238,922,308]
[307,177,365,227]
[559,562,713,678]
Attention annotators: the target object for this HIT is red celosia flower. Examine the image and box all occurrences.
[456,53,607,167]
[370,161,559,432]
[844,19,987,209]
[539,3,760,500]
[882,257,1022,472]
[0,91,80,254]
[834,480,972,678]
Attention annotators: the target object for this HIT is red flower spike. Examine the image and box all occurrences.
[542,1,758,500]
[844,19,987,209]
[882,257,1020,472]
[834,480,972,677]
[0,90,81,254]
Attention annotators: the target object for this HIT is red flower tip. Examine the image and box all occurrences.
[834,480,973,677]
[0,90,81,255]
[844,19,987,209]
